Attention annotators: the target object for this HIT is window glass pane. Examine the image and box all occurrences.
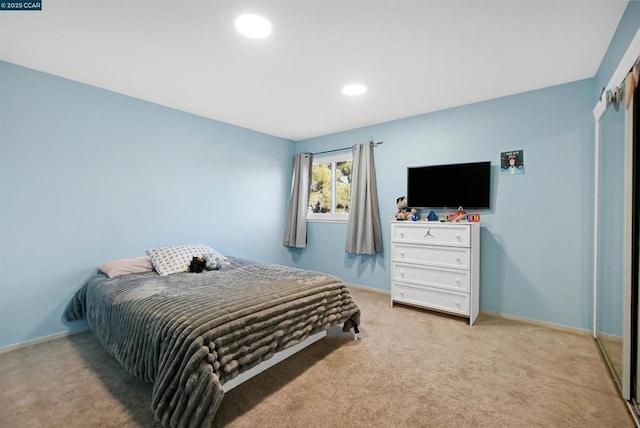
[309,163,332,214]
[335,160,352,213]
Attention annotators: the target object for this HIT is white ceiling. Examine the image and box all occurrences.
[0,1,629,141]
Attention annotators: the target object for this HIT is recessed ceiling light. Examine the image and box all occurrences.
[342,83,367,96]
[235,13,272,39]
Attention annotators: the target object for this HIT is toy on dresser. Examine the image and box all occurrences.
[395,196,418,221]
[443,206,481,222]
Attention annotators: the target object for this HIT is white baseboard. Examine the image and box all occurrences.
[0,327,90,355]
[346,285,590,335]
[480,310,590,336]
[346,283,390,295]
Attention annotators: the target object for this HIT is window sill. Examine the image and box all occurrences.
[307,215,349,224]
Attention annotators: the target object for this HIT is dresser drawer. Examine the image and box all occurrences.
[392,283,470,316]
[393,263,470,292]
[392,223,470,247]
[392,243,470,270]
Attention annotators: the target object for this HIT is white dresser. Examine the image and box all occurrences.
[390,221,480,325]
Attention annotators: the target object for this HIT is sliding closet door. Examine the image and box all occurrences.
[596,99,627,393]
[633,83,640,405]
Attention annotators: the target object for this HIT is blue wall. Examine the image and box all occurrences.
[592,1,640,336]
[1,2,638,347]
[288,80,596,330]
[286,2,640,331]
[0,61,294,348]
[594,0,640,97]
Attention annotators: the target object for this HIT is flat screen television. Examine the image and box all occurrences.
[407,161,491,209]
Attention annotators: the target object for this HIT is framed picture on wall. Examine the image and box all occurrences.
[501,150,525,175]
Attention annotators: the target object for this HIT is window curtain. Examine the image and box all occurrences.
[283,153,313,248]
[345,143,383,254]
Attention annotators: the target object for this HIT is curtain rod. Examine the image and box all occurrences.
[599,56,640,107]
[308,140,383,156]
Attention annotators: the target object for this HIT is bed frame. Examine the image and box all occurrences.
[223,330,327,392]
[223,326,360,392]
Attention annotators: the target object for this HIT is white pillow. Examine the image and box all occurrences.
[146,244,224,276]
[98,256,154,278]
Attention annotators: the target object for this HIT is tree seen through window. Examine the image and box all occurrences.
[309,159,352,215]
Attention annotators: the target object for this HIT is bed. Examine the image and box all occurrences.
[64,255,361,427]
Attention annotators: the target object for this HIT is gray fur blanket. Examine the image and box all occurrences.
[64,257,360,427]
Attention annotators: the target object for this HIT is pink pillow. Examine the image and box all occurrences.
[98,256,154,278]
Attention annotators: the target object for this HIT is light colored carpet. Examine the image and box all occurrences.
[0,286,633,427]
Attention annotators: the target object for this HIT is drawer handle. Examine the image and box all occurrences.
[454,300,460,306]
[400,251,405,258]
[456,234,461,240]
[400,271,405,277]
[455,256,461,262]
[455,278,460,284]
[400,232,404,237]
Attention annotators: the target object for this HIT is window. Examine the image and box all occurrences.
[307,153,352,222]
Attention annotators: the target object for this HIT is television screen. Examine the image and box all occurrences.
[407,161,491,209]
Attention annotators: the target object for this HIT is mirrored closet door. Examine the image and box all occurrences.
[595,89,629,395]
[593,35,639,420]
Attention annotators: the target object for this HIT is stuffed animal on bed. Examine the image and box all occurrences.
[395,196,417,221]
[189,257,206,273]
[202,253,225,270]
